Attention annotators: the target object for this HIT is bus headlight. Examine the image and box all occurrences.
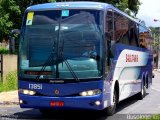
[79,89,101,96]
[19,89,36,96]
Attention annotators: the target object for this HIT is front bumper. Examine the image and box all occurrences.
[19,93,105,110]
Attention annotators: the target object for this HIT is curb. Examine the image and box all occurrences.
[153,69,160,72]
[0,101,19,106]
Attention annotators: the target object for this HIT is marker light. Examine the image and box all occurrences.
[79,89,101,96]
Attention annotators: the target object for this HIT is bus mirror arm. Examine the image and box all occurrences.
[105,32,111,42]
[107,50,111,66]
[104,32,112,66]
[10,29,20,35]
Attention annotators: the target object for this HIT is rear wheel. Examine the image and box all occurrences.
[105,89,117,116]
[137,81,146,100]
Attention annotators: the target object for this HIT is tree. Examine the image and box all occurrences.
[0,0,56,41]
[0,0,21,41]
[128,0,141,15]
[15,0,56,15]
[62,0,140,16]
[150,27,160,47]
[105,0,141,16]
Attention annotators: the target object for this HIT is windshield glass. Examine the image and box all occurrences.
[19,9,103,81]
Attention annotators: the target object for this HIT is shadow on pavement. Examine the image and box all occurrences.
[2,109,108,120]
[115,93,149,114]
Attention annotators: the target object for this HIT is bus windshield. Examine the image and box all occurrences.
[19,9,103,81]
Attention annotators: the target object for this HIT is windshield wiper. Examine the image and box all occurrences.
[35,22,79,81]
[35,51,56,81]
[64,59,79,81]
[35,46,79,81]
[59,47,79,81]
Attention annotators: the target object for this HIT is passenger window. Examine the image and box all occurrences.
[139,25,148,48]
[114,12,129,45]
[129,21,139,46]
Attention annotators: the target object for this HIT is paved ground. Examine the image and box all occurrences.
[151,70,160,92]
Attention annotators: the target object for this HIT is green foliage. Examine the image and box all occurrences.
[128,0,141,15]
[0,0,56,41]
[63,0,141,16]
[0,71,17,92]
[16,0,56,15]
[116,0,129,13]
[108,0,141,16]
[0,47,9,54]
[0,0,21,41]
[150,27,160,47]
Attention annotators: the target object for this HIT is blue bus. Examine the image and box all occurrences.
[18,2,153,115]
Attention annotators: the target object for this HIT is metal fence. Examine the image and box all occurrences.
[0,54,3,79]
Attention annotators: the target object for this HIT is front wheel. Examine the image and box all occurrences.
[104,89,117,116]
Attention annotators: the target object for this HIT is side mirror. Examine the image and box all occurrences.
[11,29,20,35]
[9,29,20,54]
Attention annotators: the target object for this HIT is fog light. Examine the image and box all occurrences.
[95,101,101,106]
[19,100,23,104]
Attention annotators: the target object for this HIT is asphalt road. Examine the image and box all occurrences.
[0,71,160,120]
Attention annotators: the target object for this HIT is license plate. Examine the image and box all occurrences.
[50,101,64,107]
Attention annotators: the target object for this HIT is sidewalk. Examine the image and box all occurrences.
[152,70,160,91]
[0,90,19,105]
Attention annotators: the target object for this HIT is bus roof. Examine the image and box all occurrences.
[27,2,108,11]
[26,1,148,30]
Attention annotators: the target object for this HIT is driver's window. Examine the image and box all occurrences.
[105,9,114,75]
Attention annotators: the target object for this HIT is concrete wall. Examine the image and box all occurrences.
[2,55,17,81]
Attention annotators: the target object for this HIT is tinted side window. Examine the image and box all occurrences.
[106,10,115,58]
[139,25,149,49]
[129,21,139,46]
[139,25,153,50]
[105,9,114,75]
[105,10,114,41]
[114,12,129,45]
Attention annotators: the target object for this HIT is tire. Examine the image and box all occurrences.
[105,89,117,116]
[137,81,146,100]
